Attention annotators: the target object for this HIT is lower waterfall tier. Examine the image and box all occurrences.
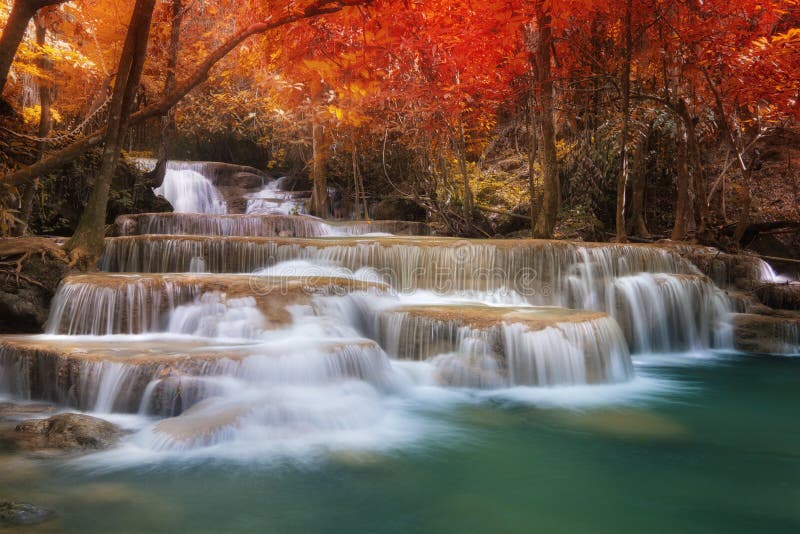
[373,305,633,387]
[0,336,393,417]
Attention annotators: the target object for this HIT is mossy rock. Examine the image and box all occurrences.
[0,501,55,526]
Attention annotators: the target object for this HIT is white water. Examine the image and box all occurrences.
[246,177,305,216]
[3,159,780,466]
[154,167,227,214]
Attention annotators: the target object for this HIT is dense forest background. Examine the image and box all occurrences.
[1,0,798,265]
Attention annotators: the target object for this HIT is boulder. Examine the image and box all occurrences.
[12,413,124,451]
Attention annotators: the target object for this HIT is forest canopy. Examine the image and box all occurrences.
[0,0,798,260]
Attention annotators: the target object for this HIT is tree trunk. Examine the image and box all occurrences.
[671,122,691,241]
[455,120,474,226]
[66,0,157,266]
[528,100,539,238]
[682,104,707,234]
[615,0,633,242]
[529,3,559,238]
[0,0,67,95]
[14,17,51,236]
[352,144,361,220]
[150,0,183,189]
[310,115,328,217]
[627,130,650,237]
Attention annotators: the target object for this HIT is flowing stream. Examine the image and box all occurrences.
[1,162,797,533]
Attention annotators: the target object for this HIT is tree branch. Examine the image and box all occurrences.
[2,0,371,187]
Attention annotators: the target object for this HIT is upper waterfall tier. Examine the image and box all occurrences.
[138,159,270,214]
[153,167,228,214]
[114,213,429,238]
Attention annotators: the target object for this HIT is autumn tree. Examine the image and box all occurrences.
[0,0,68,95]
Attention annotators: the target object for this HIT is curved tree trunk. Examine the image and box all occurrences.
[66,0,157,266]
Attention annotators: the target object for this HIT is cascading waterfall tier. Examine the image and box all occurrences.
[0,336,393,417]
[114,213,429,238]
[609,273,731,352]
[99,235,730,353]
[101,236,697,285]
[667,243,780,289]
[372,305,633,387]
[0,336,250,413]
[47,273,389,336]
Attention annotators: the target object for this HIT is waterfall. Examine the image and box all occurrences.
[98,237,731,354]
[166,294,269,339]
[607,274,731,353]
[246,178,306,215]
[368,305,633,387]
[7,158,786,461]
[46,275,202,335]
[46,273,388,336]
[153,163,227,214]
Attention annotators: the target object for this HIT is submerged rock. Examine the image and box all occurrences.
[12,413,123,451]
[0,501,55,527]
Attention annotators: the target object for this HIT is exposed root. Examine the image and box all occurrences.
[1,269,47,289]
[0,237,69,285]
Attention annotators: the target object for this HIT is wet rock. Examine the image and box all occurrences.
[230,171,265,189]
[12,413,124,451]
[674,246,769,291]
[200,162,269,186]
[755,282,800,311]
[275,175,312,192]
[732,313,800,355]
[0,501,55,526]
